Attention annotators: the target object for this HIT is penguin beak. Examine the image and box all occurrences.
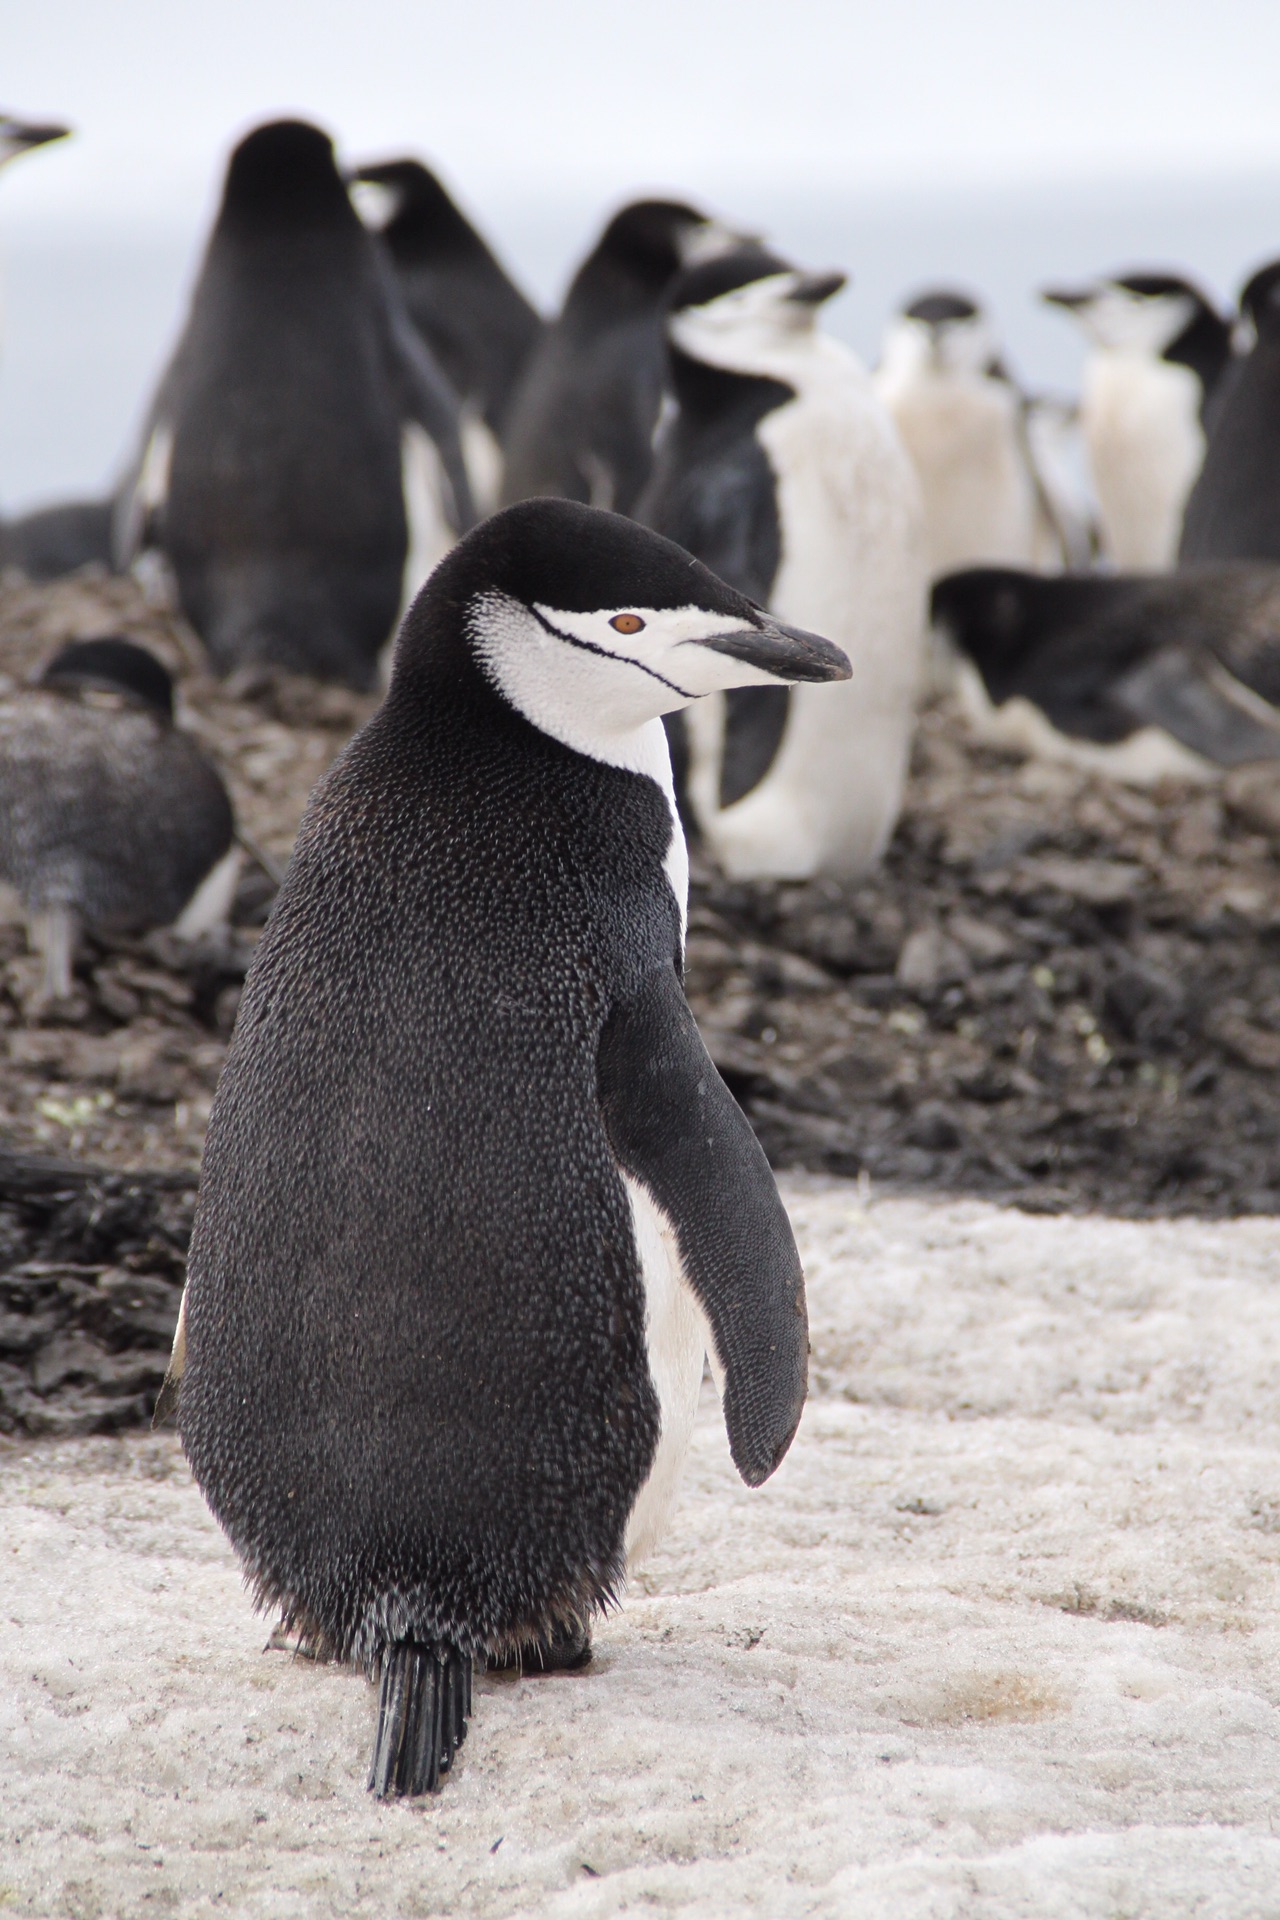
[5,120,70,154]
[690,616,852,684]
[788,270,847,307]
[1041,285,1093,312]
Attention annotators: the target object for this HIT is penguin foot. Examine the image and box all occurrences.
[487,1622,593,1675]
[367,1640,472,1798]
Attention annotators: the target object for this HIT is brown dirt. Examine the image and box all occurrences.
[3,567,1280,1434]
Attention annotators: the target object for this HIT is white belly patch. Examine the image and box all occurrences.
[622,1171,715,1570]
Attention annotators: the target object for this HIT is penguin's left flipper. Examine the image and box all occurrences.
[1113,645,1280,767]
[597,965,807,1487]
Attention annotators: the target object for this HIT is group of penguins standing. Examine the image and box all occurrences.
[7,111,1280,1803]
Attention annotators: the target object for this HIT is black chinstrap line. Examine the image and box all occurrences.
[528,606,699,700]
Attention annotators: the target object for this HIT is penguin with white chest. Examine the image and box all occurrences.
[875,289,1072,577]
[118,120,475,690]
[1043,272,1231,569]
[0,638,238,996]
[639,248,926,881]
[171,499,850,1798]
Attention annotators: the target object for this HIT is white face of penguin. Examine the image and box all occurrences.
[1058,284,1196,355]
[468,589,849,767]
[667,269,846,381]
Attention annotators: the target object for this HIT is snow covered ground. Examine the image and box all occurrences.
[4,1176,1280,1918]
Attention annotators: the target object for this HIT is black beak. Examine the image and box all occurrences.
[790,270,848,306]
[8,121,71,154]
[1041,285,1093,311]
[692,615,852,684]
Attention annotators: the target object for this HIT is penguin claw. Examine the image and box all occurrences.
[367,1641,471,1799]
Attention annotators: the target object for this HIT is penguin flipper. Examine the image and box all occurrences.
[151,1284,187,1428]
[367,1641,472,1798]
[597,966,807,1488]
[1113,645,1280,766]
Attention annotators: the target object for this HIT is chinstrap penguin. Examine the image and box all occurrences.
[117,119,475,689]
[0,637,238,996]
[500,199,742,515]
[875,289,1075,576]
[352,158,543,513]
[1043,273,1231,569]
[1179,262,1280,566]
[170,499,849,1798]
[639,247,926,880]
[932,562,1280,781]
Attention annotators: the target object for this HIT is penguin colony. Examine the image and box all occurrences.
[9,107,1280,1800]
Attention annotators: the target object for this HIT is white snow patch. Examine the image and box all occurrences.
[3,1179,1280,1917]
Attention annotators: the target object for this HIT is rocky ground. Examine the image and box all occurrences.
[4,569,1280,1436]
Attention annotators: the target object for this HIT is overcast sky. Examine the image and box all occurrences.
[7,0,1280,228]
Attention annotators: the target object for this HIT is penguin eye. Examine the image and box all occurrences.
[610,614,646,635]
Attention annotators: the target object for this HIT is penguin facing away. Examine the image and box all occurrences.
[931,562,1280,782]
[639,248,926,881]
[1043,272,1231,569]
[118,120,475,690]
[874,288,1069,577]
[171,499,849,1798]
[500,198,743,516]
[0,637,238,996]
[1179,262,1280,565]
[352,158,543,513]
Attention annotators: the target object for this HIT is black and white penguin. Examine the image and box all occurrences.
[931,562,1280,780]
[0,113,70,171]
[0,637,238,996]
[639,248,925,880]
[169,499,849,1798]
[500,199,741,515]
[1043,272,1231,569]
[1179,262,1280,565]
[875,289,1077,576]
[352,158,543,514]
[117,120,475,690]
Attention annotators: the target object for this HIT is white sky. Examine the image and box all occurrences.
[6,0,1280,227]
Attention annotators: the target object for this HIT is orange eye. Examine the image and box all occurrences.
[610,613,645,635]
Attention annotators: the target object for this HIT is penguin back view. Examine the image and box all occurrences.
[1180,263,1280,565]
[124,120,473,689]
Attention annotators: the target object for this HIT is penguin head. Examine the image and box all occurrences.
[930,568,1038,699]
[1042,273,1209,357]
[39,638,175,719]
[566,199,751,317]
[394,500,850,749]
[1237,260,1280,350]
[349,157,475,255]
[881,290,1006,381]
[0,113,70,171]
[665,246,847,376]
[219,119,356,234]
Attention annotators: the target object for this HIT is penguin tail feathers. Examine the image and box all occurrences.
[367,1641,472,1799]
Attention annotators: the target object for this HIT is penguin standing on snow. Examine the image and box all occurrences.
[1043,272,1231,569]
[639,248,926,881]
[931,562,1280,780]
[1180,262,1280,565]
[0,638,237,996]
[500,199,740,515]
[118,120,475,690]
[875,289,1076,577]
[170,500,849,1798]
[352,158,542,513]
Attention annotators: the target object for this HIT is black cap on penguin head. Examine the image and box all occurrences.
[351,157,473,253]
[664,244,796,319]
[220,118,355,233]
[39,637,175,718]
[905,289,979,326]
[930,568,1036,692]
[393,499,851,697]
[1240,260,1280,340]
